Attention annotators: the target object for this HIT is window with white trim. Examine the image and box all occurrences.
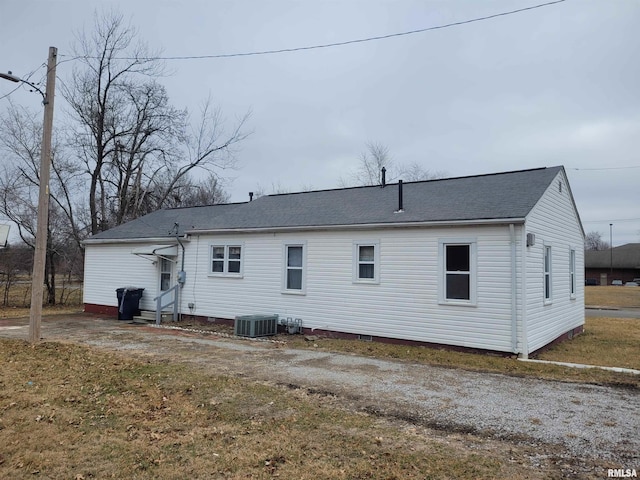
[210,244,243,276]
[569,248,576,298]
[160,257,172,291]
[544,245,552,302]
[353,242,379,283]
[284,244,305,292]
[439,240,477,304]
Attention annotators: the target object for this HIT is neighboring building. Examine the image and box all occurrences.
[83,166,585,357]
[585,243,640,285]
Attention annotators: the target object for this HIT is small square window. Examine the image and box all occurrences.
[210,245,243,276]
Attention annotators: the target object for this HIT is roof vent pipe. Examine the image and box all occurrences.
[397,180,404,212]
[381,167,386,187]
[249,192,254,202]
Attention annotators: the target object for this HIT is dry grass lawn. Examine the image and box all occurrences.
[538,316,640,370]
[0,339,570,480]
[585,285,640,307]
[0,283,636,478]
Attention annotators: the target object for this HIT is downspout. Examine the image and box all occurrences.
[509,224,518,353]
[176,233,186,273]
[520,225,529,359]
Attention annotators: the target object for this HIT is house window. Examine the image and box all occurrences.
[160,257,172,291]
[569,249,576,298]
[544,245,552,302]
[284,244,305,293]
[210,245,243,276]
[354,242,379,283]
[439,240,476,304]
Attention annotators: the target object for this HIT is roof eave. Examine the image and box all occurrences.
[83,236,189,246]
[186,217,527,235]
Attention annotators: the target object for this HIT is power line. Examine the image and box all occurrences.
[0,64,47,102]
[582,218,640,223]
[58,0,567,62]
[569,166,640,171]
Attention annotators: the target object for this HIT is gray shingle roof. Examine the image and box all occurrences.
[585,244,640,269]
[86,166,564,241]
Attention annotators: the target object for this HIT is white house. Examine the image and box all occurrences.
[83,166,585,357]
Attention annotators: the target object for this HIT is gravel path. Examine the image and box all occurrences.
[1,316,638,467]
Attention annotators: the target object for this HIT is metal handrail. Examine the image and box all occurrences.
[153,284,179,325]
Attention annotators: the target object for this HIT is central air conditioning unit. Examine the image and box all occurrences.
[234,314,278,338]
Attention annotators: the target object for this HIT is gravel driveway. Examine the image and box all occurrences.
[1,315,638,470]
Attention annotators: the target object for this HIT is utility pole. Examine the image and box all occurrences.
[609,223,613,282]
[28,46,57,343]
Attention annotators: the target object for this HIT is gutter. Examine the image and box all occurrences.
[83,236,191,245]
[187,217,527,235]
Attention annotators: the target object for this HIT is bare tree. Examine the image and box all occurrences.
[399,162,447,182]
[0,243,32,306]
[339,142,393,187]
[341,142,446,187]
[0,103,85,304]
[62,11,250,233]
[0,9,251,303]
[162,174,230,208]
[585,231,610,251]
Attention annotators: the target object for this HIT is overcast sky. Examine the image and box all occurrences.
[1,0,638,245]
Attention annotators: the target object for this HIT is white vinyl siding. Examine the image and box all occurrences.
[84,226,526,353]
[176,227,517,352]
[83,243,165,312]
[524,170,585,354]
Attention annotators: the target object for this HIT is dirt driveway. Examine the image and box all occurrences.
[1,314,638,470]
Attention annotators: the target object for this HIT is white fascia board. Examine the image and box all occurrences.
[83,236,190,246]
[186,218,526,235]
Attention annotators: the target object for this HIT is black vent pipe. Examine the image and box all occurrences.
[249,192,254,202]
[398,180,403,211]
[381,167,386,187]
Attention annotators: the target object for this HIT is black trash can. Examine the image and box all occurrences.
[116,287,145,320]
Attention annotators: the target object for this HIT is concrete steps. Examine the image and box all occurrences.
[132,311,175,324]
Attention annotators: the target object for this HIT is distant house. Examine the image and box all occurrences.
[83,166,584,357]
[585,243,640,285]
